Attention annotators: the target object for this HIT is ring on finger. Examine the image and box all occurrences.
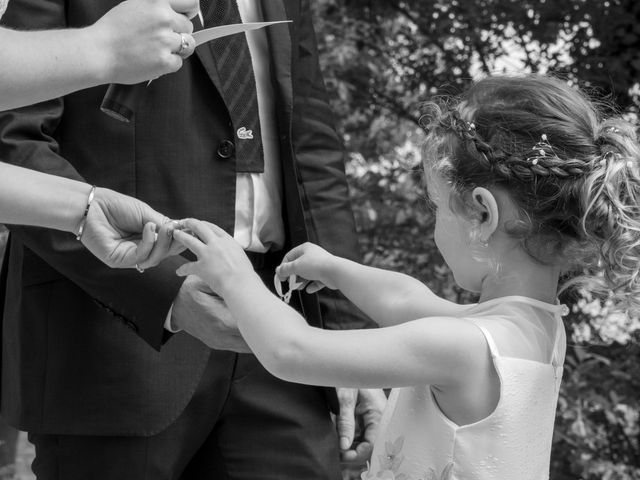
[177,33,189,55]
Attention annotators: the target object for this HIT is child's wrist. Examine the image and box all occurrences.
[219,270,263,299]
[320,254,341,289]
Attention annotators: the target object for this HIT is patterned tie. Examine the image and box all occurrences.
[201,0,264,173]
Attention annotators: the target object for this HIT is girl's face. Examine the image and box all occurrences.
[426,173,489,293]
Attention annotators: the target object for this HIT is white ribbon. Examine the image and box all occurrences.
[274,274,308,304]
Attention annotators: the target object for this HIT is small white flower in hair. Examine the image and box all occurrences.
[527,133,554,166]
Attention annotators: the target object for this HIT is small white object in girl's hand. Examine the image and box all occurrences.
[274,274,308,304]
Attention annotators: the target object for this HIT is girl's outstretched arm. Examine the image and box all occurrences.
[276,242,468,326]
[173,220,491,389]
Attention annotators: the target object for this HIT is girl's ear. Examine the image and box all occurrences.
[471,187,499,241]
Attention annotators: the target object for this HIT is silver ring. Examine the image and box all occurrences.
[177,33,189,55]
[135,264,145,273]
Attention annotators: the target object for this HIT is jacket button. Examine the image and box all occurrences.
[217,140,235,159]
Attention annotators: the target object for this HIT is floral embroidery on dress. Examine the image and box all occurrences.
[425,462,455,480]
[361,436,406,480]
[360,436,455,480]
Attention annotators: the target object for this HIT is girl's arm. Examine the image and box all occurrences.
[0,0,197,111]
[173,220,491,389]
[277,242,468,326]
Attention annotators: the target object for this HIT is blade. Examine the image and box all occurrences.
[193,21,291,46]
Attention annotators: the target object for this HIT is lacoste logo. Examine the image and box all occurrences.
[237,127,254,140]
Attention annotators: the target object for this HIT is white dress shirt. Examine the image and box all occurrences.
[233,0,285,253]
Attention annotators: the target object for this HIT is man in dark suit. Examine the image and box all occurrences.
[0,0,384,479]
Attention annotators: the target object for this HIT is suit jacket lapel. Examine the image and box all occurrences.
[260,0,293,127]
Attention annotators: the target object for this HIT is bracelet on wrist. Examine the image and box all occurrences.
[75,185,97,241]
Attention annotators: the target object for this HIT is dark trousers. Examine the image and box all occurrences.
[29,351,341,480]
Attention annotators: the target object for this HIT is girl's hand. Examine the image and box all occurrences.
[276,242,338,293]
[172,218,257,295]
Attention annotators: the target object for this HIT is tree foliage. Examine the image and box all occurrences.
[311,1,640,478]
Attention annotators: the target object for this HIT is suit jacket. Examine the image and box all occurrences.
[0,0,372,436]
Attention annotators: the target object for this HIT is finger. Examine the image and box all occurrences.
[176,261,198,277]
[173,32,196,59]
[168,0,200,19]
[138,221,175,269]
[166,240,187,257]
[337,389,357,451]
[164,53,183,74]
[168,8,195,35]
[133,222,158,264]
[181,219,216,244]
[137,202,168,229]
[305,281,325,294]
[282,245,306,263]
[341,440,373,463]
[201,221,230,238]
[172,229,205,255]
[276,259,300,280]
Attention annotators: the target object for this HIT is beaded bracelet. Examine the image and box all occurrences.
[75,185,96,241]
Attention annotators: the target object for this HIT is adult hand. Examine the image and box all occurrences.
[171,275,251,353]
[91,0,198,84]
[336,388,387,478]
[81,187,184,269]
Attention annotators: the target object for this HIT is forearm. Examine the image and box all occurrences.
[223,273,314,379]
[0,163,92,232]
[328,256,465,326]
[0,27,108,111]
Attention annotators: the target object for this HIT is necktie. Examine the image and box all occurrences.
[201,0,264,173]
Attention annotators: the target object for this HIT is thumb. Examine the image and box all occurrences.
[336,388,357,451]
[176,262,197,277]
[276,259,300,280]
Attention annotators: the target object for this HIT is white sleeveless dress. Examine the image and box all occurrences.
[361,296,567,480]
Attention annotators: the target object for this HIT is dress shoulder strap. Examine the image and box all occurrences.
[476,325,501,358]
[550,315,565,366]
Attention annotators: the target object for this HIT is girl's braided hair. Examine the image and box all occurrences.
[419,75,640,315]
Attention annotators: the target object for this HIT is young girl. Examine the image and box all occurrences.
[172,75,640,480]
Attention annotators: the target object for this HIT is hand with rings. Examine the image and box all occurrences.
[79,188,185,270]
[176,32,192,57]
[91,0,199,85]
